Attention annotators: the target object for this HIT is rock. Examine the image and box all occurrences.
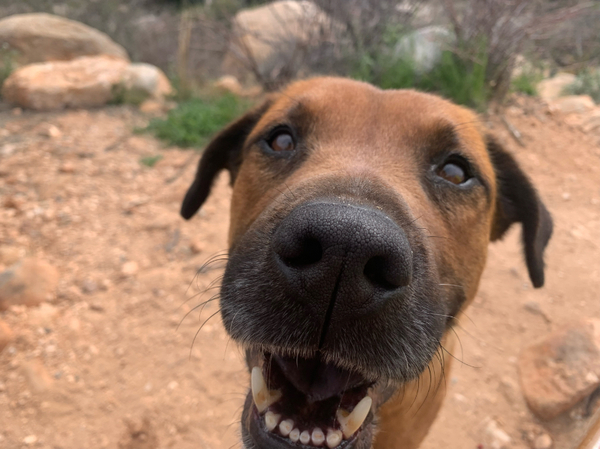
[118,416,158,449]
[22,435,37,445]
[394,26,455,74]
[0,13,129,66]
[138,99,164,115]
[551,95,596,114]
[0,258,59,310]
[40,123,62,138]
[213,75,262,98]
[122,63,172,100]
[2,56,171,110]
[214,75,244,96]
[189,240,203,255]
[21,360,54,393]
[538,73,577,102]
[518,319,600,420]
[121,261,139,276]
[59,162,76,173]
[2,55,129,110]
[533,433,553,449]
[0,319,13,353]
[222,1,334,84]
[483,419,512,449]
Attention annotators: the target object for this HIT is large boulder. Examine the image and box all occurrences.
[221,1,334,86]
[518,319,600,420]
[394,26,455,74]
[122,63,172,100]
[0,13,129,66]
[2,56,172,110]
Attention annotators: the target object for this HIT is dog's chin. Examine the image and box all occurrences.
[239,351,393,449]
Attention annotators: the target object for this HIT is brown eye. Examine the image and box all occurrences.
[437,162,467,184]
[269,132,294,153]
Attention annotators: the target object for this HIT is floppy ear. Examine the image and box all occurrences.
[486,136,553,288]
[180,100,271,220]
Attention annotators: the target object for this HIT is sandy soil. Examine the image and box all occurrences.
[0,96,599,449]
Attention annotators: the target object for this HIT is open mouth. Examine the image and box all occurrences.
[249,353,375,448]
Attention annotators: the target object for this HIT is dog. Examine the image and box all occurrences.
[181,77,553,449]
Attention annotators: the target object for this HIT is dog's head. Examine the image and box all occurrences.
[182,78,552,449]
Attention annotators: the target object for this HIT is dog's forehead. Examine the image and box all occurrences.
[255,78,488,160]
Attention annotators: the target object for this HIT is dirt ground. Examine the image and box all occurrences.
[0,96,599,449]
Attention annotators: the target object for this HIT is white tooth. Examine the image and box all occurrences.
[336,396,372,439]
[299,430,311,445]
[326,429,343,448]
[289,428,300,443]
[265,411,280,431]
[311,428,325,446]
[279,419,293,437]
[251,367,282,413]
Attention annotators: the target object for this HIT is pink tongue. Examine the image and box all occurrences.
[273,355,366,402]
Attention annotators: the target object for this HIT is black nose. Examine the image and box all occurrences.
[272,202,412,320]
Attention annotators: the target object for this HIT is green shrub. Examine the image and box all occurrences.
[564,69,600,103]
[352,42,490,110]
[511,72,538,96]
[144,93,252,148]
[0,47,17,98]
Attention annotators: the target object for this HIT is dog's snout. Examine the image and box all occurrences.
[272,202,413,319]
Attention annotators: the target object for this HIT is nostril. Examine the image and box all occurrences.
[281,238,323,268]
[363,256,408,291]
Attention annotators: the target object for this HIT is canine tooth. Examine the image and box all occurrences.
[312,428,325,446]
[336,396,372,438]
[251,367,282,413]
[326,429,343,448]
[289,428,300,443]
[299,430,311,445]
[279,419,294,437]
[265,411,280,431]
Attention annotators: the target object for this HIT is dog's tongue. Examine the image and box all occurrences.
[273,354,365,402]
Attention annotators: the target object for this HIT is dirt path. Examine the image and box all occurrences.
[0,98,599,449]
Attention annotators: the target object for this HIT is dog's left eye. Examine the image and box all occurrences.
[268,131,295,153]
[436,158,471,185]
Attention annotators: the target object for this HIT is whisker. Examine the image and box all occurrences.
[189,308,222,360]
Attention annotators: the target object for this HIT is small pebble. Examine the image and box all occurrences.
[23,435,37,444]
[533,433,553,449]
[121,261,138,276]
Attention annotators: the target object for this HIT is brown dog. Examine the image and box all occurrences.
[181,77,552,449]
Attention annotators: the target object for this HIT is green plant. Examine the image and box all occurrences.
[144,93,252,148]
[140,155,163,167]
[109,83,150,106]
[564,69,600,104]
[351,42,490,110]
[0,46,17,97]
[511,72,538,96]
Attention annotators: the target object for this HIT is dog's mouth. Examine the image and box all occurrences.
[248,353,375,448]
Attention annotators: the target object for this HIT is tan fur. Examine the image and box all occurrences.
[219,78,512,448]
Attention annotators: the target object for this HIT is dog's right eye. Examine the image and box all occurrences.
[267,131,295,153]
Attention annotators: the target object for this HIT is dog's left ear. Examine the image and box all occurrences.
[181,100,271,220]
[486,136,553,288]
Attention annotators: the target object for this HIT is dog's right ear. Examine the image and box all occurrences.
[180,100,271,220]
